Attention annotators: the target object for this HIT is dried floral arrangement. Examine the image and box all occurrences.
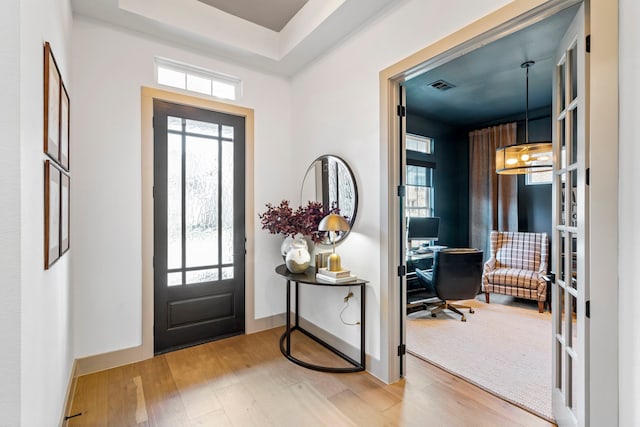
[258,200,343,244]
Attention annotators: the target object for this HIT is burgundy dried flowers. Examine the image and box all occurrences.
[258,200,342,244]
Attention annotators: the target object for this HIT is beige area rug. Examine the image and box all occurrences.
[407,295,553,422]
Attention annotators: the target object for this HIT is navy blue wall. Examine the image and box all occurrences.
[406,108,553,250]
[407,114,469,248]
[516,115,553,240]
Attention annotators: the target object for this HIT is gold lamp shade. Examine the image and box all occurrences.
[318,214,350,233]
[496,142,553,175]
[496,61,554,175]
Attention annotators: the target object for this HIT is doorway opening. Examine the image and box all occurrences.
[382,0,590,424]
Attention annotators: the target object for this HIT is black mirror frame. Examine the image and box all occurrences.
[300,155,358,246]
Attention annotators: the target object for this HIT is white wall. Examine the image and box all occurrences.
[618,0,639,424]
[71,17,294,357]
[0,1,22,424]
[18,0,74,425]
[291,0,510,378]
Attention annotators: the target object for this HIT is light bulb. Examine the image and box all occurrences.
[506,158,518,165]
[521,154,530,161]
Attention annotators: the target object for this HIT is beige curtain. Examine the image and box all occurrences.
[469,123,518,257]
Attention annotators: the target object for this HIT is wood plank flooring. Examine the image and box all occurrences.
[67,327,556,426]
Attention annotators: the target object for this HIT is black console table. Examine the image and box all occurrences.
[275,264,367,373]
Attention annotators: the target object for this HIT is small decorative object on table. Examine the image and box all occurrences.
[258,200,340,273]
[315,268,358,283]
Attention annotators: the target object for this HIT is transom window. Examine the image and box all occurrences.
[406,133,434,154]
[155,57,241,101]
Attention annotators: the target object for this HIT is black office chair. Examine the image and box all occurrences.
[416,248,483,322]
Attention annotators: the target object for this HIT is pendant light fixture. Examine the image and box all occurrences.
[496,61,553,175]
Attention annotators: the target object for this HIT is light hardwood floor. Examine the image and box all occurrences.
[67,327,556,426]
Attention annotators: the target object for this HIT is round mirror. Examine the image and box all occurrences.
[300,155,358,245]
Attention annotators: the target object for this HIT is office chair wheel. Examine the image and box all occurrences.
[469,308,474,314]
[431,313,436,318]
[461,316,467,322]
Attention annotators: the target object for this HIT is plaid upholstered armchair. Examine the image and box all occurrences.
[482,231,549,313]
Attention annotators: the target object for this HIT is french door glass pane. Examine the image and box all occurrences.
[167,133,182,269]
[570,170,578,227]
[221,141,234,265]
[556,340,563,389]
[559,61,566,111]
[559,232,566,282]
[571,108,579,165]
[570,234,578,289]
[567,354,574,410]
[570,46,578,102]
[560,180,566,226]
[569,293,578,349]
[559,285,566,339]
[185,135,219,268]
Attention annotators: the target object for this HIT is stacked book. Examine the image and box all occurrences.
[316,268,357,283]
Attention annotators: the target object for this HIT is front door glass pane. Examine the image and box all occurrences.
[167,131,182,269]
[186,269,219,284]
[186,135,218,268]
[221,140,234,266]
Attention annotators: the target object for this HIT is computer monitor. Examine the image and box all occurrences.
[407,216,440,246]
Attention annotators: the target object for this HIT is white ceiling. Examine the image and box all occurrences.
[197,0,309,32]
[70,0,399,76]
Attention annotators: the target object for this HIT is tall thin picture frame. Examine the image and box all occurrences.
[60,83,70,170]
[44,42,61,163]
[61,173,70,255]
[45,160,61,268]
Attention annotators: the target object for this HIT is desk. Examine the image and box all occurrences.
[275,264,367,373]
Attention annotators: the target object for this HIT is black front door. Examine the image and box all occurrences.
[153,99,245,354]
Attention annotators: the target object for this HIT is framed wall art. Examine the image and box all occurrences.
[44,42,61,163]
[60,83,70,170]
[45,160,61,269]
[61,172,70,255]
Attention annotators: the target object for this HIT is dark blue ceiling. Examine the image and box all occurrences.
[404,4,580,128]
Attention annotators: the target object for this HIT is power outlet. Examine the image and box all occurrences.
[344,292,354,302]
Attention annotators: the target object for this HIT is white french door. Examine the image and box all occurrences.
[551,4,588,426]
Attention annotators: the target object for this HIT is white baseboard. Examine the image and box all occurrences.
[298,316,377,371]
[60,359,78,427]
[247,312,286,334]
[75,312,287,377]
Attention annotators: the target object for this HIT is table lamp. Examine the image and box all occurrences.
[318,213,350,271]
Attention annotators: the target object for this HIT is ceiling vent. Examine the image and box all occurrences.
[428,80,456,91]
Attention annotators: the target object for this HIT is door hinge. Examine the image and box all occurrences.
[397,344,406,356]
[152,186,155,198]
[397,105,406,117]
[586,300,590,318]
[586,35,591,53]
[153,256,155,268]
[586,168,590,186]
[152,116,156,129]
[397,185,405,197]
[398,265,406,277]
